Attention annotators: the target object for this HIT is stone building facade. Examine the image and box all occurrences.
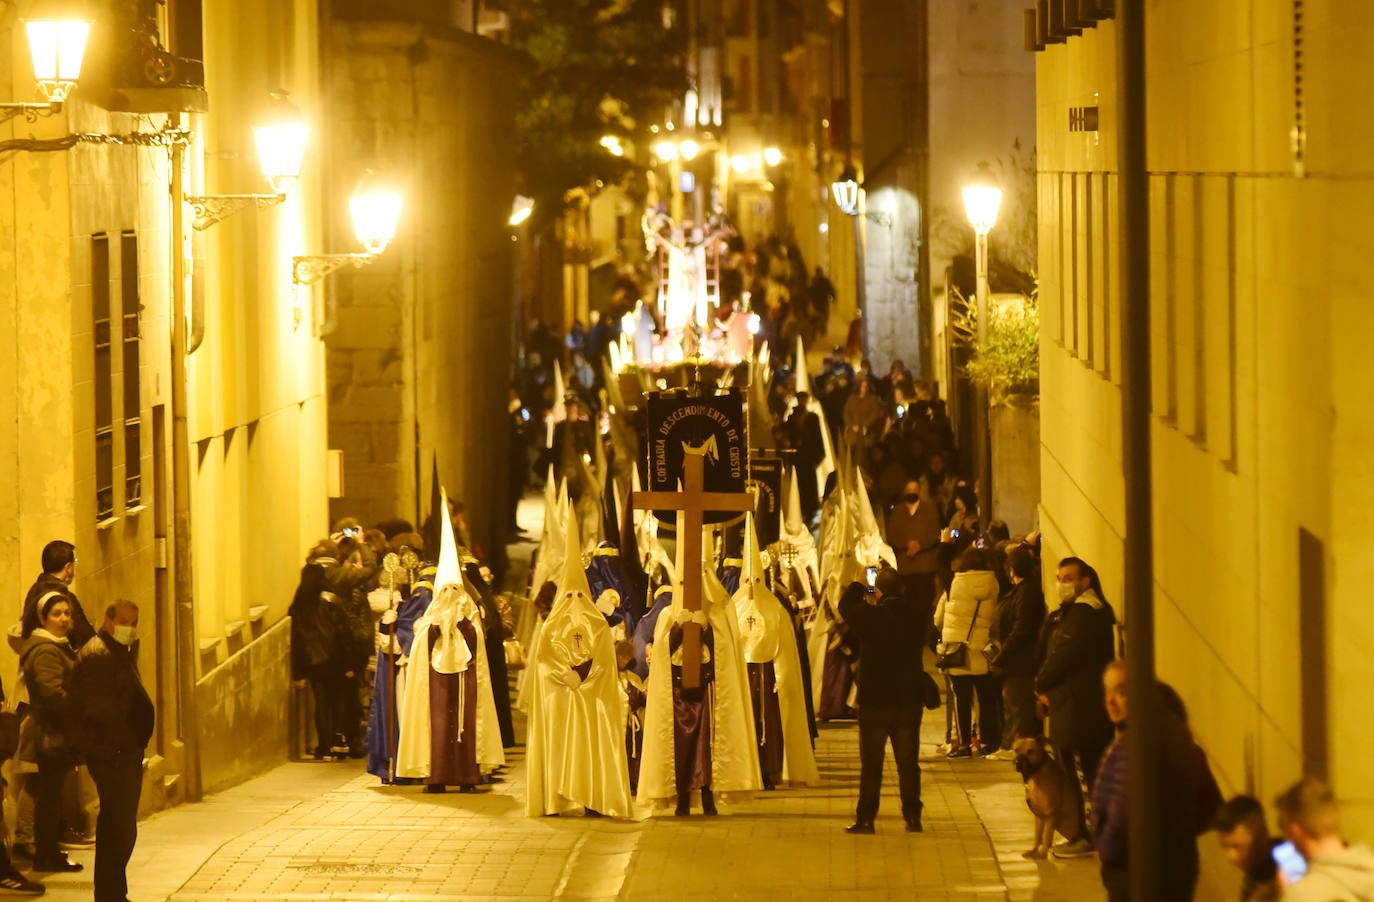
[1034,2,1374,835]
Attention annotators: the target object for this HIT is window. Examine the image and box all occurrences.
[121,232,142,507]
[93,234,115,521]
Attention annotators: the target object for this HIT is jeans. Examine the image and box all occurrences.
[1000,673,1040,747]
[950,673,1001,749]
[88,753,143,902]
[855,705,923,825]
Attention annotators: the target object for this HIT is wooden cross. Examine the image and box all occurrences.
[632,442,754,690]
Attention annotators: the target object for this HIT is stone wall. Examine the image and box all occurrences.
[1035,3,1374,836]
[195,616,292,795]
[324,22,522,549]
[991,399,1039,536]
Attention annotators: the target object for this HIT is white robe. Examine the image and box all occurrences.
[396,592,505,778]
[735,583,820,786]
[636,569,762,806]
[524,593,633,817]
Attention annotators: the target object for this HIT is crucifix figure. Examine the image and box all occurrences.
[632,441,755,691]
[572,630,585,655]
[745,614,758,632]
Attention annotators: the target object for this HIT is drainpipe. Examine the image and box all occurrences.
[1117,2,1158,898]
[170,116,202,802]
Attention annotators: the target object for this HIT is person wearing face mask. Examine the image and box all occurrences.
[71,599,155,902]
[1033,556,1117,859]
[885,479,943,626]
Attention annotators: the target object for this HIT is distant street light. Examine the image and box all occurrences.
[763,146,783,167]
[654,140,679,163]
[508,195,534,227]
[962,161,1003,527]
[599,135,625,157]
[679,139,700,161]
[831,166,867,357]
[831,174,859,216]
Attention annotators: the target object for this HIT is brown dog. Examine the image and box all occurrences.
[1012,735,1082,859]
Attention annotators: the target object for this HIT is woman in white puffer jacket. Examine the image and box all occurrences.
[934,549,1002,758]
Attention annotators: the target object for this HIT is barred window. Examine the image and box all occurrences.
[93,234,115,521]
[121,232,142,508]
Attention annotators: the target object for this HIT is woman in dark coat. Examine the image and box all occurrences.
[290,563,347,758]
[20,592,83,873]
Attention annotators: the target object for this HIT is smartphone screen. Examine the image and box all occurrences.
[1272,840,1308,884]
[865,566,878,587]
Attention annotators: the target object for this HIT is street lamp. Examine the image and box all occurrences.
[1,16,89,123]
[679,139,700,161]
[962,161,1003,528]
[26,18,88,102]
[509,195,534,227]
[831,166,866,357]
[293,179,403,284]
[763,146,783,168]
[187,93,309,230]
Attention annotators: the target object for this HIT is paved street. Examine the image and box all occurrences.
[30,713,1128,902]
[25,498,1232,900]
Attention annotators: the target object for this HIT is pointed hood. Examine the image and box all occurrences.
[794,334,810,395]
[422,454,443,557]
[602,475,622,547]
[785,472,805,533]
[435,486,461,592]
[854,466,879,535]
[852,467,897,570]
[743,512,767,589]
[546,360,567,449]
[559,497,594,602]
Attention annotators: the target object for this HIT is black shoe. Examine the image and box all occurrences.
[845,822,876,835]
[422,784,446,794]
[32,854,81,873]
[583,808,603,818]
[0,871,44,895]
[675,793,691,816]
[905,819,923,833]
[701,788,718,816]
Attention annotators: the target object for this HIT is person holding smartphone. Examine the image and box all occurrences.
[1273,777,1374,901]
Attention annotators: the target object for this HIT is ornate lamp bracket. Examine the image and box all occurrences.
[0,101,60,126]
[291,253,376,285]
[185,193,285,231]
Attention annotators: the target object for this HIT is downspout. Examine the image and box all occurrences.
[170,116,202,801]
[1117,2,1159,898]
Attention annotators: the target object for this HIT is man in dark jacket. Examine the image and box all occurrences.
[71,599,154,902]
[21,540,96,648]
[1035,556,1117,858]
[839,567,926,834]
[782,393,825,524]
[992,545,1047,750]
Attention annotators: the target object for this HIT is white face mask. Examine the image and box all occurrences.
[112,624,138,646]
[1056,582,1078,603]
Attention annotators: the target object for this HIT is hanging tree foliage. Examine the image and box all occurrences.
[507,0,688,216]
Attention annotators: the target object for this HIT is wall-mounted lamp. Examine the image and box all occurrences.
[830,167,860,216]
[292,181,402,285]
[186,93,309,230]
[763,146,783,167]
[509,195,534,227]
[2,17,90,123]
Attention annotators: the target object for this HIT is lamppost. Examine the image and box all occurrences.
[962,162,1002,528]
[830,166,863,359]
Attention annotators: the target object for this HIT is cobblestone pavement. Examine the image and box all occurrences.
[33,713,1129,902]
